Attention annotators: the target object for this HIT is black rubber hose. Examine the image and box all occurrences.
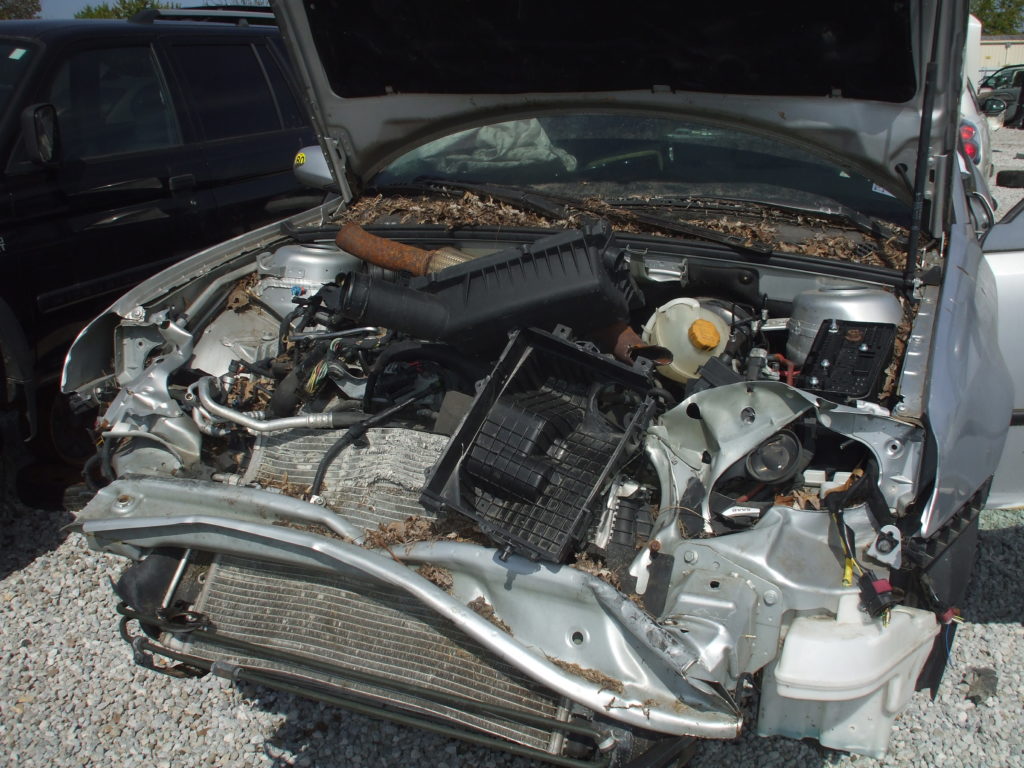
[266,368,303,419]
[309,387,433,498]
[362,341,485,411]
[278,307,304,351]
[339,273,450,339]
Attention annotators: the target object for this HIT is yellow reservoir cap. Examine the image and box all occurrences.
[688,318,721,351]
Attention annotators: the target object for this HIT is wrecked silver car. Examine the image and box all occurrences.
[61,2,1024,765]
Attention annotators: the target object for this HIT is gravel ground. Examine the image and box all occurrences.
[1,503,1021,768]
[3,132,1024,768]
[990,124,1024,217]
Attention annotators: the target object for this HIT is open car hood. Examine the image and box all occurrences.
[272,1,967,227]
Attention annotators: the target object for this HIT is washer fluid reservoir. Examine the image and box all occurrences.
[641,297,730,381]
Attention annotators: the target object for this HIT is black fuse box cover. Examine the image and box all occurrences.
[796,320,896,401]
[421,327,655,564]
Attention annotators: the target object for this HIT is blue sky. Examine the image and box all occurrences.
[40,0,96,18]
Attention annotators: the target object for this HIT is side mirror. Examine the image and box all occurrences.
[997,170,1024,188]
[20,103,58,164]
[292,145,336,191]
[983,98,1008,116]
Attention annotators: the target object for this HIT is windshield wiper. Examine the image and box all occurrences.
[367,178,776,257]
[603,195,904,241]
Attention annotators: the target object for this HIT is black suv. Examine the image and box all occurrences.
[0,13,315,463]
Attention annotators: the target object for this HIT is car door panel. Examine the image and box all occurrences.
[981,212,1024,507]
[2,42,210,348]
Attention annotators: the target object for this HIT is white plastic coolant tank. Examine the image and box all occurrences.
[641,297,730,381]
[756,594,939,758]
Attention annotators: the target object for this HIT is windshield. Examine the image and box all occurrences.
[0,39,37,116]
[373,115,911,225]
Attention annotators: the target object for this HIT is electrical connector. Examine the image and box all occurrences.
[858,570,897,618]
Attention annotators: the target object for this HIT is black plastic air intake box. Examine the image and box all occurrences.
[421,327,656,563]
[333,220,641,351]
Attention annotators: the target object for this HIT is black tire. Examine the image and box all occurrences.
[26,381,96,466]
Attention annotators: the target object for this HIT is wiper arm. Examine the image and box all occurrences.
[588,200,775,255]
[369,178,775,257]
[605,195,903,241]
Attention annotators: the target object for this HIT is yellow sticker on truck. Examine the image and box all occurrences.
[294,152,306,167]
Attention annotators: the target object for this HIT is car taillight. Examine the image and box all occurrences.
[960,120,981,165]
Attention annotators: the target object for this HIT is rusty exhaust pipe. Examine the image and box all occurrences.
[336,222,473,276]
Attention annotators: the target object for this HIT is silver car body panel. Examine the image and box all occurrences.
[920,172,1015,533]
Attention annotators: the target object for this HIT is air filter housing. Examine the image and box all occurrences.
[422,327,655,563]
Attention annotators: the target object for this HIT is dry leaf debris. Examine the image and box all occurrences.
[546,656,625,695]
[467,596,512,634]
[337,191,913,270]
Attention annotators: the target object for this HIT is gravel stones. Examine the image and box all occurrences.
[3,500,1022,768]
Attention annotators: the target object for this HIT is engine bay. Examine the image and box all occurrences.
[68,207,949,761]
[164,217,913,570]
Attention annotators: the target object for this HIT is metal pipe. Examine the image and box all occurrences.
[589,322,673,366]
[336,222,472,275]
[194,376,336,433]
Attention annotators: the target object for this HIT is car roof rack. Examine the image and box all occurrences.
[129,6,276,26]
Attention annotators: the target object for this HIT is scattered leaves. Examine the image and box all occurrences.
[604,697,658,718]
[228,374,272,412]
[416,564,454,592]
[263,472,310,499]
[270,519,351,542]
[572,553,622,590]
[546,656,625,694]
[881,299,916,403]
[334,191,914,270]
[338,191,580,230]
[434,513,492,546]
[775,488,822,511]
[363,516,437,548]
[467,596,512,634]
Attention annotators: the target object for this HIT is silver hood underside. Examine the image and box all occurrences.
[271,0,967,222]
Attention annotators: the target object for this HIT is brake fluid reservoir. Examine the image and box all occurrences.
[641,297,730,381]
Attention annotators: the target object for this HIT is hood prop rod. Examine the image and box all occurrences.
[904,13,944,291]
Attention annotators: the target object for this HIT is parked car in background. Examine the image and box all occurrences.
[980,63,1024,126]
[0,11,315,467]
[63,2,1024,766]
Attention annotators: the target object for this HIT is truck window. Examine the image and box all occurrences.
[171,43,281,140]
[47,46,180,159]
